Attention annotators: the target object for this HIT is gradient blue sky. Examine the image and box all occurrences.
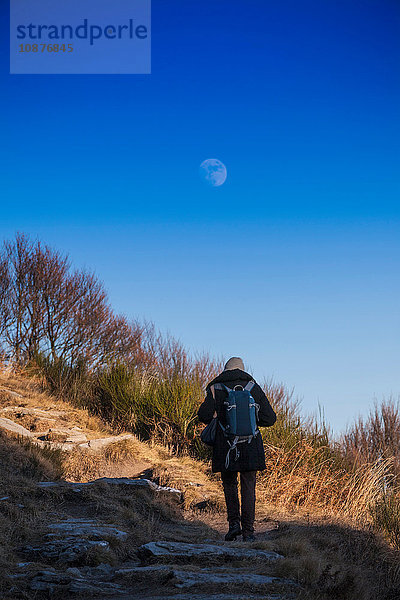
[1,0,399,435]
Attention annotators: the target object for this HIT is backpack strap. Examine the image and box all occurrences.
[244,381,255,392]
[214,383,231,393]
[225,436,240,468]
[213,382,254,393]
[224,435,257,468]
[244,381,259,422]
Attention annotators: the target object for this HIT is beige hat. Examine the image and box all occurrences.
[224,357,245,371]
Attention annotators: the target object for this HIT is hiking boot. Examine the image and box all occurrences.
[225,523,242,541]
[242,533,256,542]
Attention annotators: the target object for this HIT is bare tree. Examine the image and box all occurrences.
[0,253,11,353]
[0,233,146,370]
[342,399,400,475]
[2,233,34,362]
[33,242,70,362]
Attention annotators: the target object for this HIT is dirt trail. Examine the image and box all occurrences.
[12,478,298,600]
[0,377,300,599]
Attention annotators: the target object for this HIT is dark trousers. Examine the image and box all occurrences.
[221,470,256,534]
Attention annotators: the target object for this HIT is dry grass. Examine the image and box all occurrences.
[0,432,217,598]
[0,431,63,597]
[0,370,224,512]
[258,441,395,524]
[0,370,113,437]
[2,370,400,600]
[268,520,400,600]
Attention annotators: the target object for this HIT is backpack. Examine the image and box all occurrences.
[213,381,260,468]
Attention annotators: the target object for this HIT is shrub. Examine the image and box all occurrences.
[91,359,211,451]
[28,351,91,403]
[370,491,400,550]
[342,398,400,477]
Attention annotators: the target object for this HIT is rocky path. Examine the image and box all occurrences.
[8,478,300,600]
[1,383,301,599]
[0,394,136,453]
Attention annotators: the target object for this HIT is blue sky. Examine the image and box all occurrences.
[1,0,399,434]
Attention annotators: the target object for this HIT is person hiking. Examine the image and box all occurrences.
[198,357,276,542]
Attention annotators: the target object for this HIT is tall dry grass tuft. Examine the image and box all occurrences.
[258,384,400,529]
[369,491,400,550]
[342,397,400,476]
[341,457,395,521]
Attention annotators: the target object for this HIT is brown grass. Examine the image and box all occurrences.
[0,431,218,598]
[258,441,395,524]
[2,370,400,600]
[269,520,400,600]
[0,371,113,436]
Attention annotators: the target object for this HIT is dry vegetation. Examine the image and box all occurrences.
[0,369,223,510]
[1,233,400,599]
[1,369,400,599]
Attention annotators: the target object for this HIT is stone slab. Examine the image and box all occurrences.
[78,434,135,451]
[138,541,283,562]
[0,387,23,398]
[27,569,125,595]
[47,519,127,540]
[37,477,182,502]
[1,406,66,418]
[146,596,287,600]
[21,539,110,564]
[172,570,296,590]
[0,416,34,437]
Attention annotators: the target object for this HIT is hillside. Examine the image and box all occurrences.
[0,369,399,600]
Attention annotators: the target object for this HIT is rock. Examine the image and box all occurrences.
[29,569,70,592]
[64,563,117,581]
[30,579,57,593]
[138,541,283,562]
[114,565,297,595]
[115,564,173,577]
[78,433,135,451]
[0,417,34,437]
[21,538,110,564]
[38,426,88,444]
[1,406,62,419]
[37,477,183,502]
[91,563,116,578]
[0,387,23,398]
[146,596,286,600]
[68,579,125,594]
[66,567,84,578]
[172,569,297,590]
[0,411,92,452]
[37,481,83,489]
[47,518,128,540]
[18,563,126,597]
[28,569,125,595]
[65,432,87,443]
[33,569,71,584]
[0,416,82,451]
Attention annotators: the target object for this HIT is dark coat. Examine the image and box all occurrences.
[197,368,276,473]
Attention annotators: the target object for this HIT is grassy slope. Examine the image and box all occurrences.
[1,371,400,600]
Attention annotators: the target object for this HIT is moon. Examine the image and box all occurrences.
[199,158,227,187]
